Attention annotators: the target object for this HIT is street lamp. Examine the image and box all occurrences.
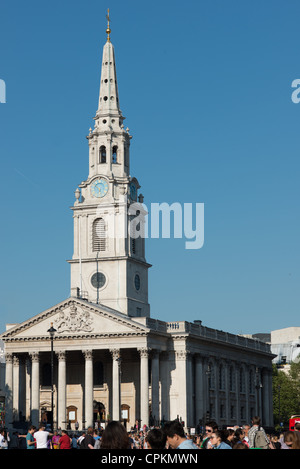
[47,322,56,430]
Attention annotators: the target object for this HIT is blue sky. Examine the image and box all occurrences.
[0,0,299,335]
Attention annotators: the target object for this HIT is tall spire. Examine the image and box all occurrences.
[95,9,122,123]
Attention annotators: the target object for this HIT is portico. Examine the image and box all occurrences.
[2,298,163,430]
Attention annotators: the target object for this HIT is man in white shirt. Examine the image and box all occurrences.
[34,424,53,449]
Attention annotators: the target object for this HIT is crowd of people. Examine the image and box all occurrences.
[1,416,300,450]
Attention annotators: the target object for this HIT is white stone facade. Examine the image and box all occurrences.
[271,327,300,366]
[1,298,274,430]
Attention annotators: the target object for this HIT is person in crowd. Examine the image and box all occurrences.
[209,430,232,449]
[232,427,246,447]
[145,428,167,449]
[248,416,270,449]
[223,428,235,447]
[283,430,300,449]
[163,420,198,449]
[8,431,20,449]
[25,425,36,450]
[242,424,250,446]
[0,428,9,449]
[80,426,95,449]
[271,434,281,449]
[100,420,131,449]
[77,431,86,448]
[58,429,71,449]
[279,432,290,449]
[200,421,218,449]
[33,424,52,449]
[51,430,60,449]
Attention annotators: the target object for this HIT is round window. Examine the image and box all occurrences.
[91,272,106,289]
[134,274,140,291]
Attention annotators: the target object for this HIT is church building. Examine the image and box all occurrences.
[1,14,275,432]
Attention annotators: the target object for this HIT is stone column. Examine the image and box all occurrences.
[255,366,262,417]
[4,353,13,429]
[235,363,241,425]
[214,359,219,424]
[159,352,170,422]
[195,355,204,425]
[83,350,94,428]
[203,358,210,421]
[30,352,40,427]
[57,351,67,429]
[139,348,150,428]
[12,355,19,421]
[268,369,274,427]
[151,350,160,425]
[110,349,121,421]
[262,367,271,426]
[224,361,230,424]
[245,362,250,423]
[175,350,190,427]
[25,358,32,422]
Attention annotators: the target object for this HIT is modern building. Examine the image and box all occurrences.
[0,14,275,432]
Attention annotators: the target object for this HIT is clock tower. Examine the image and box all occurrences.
[68,12,151,318]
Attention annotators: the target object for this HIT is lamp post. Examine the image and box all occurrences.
[47,322,56,430]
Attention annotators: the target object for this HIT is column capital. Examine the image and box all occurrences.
[5,353,13,364]
[83,350,93,360]
[138,347,151,358]
[110,348,121,360]
[56,350,67,361]
[175,350,191,361]
[30,351,40,363]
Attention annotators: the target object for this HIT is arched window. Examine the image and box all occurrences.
[93,218,106,252]
[112,146,118,163]
[99,146,106,163]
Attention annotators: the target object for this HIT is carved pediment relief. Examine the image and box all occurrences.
[54,303,93,334]
[0,297,149,341]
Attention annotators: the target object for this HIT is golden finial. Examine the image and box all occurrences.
[106,9,111,42]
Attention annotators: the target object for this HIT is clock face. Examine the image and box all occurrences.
[91,272,106,289]
[130,183,137,201]
[91,178,109,198]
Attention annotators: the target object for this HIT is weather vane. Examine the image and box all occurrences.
[106,8,111,42]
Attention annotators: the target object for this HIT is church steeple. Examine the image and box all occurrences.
[87,10,129,180]
[69,12,151,318]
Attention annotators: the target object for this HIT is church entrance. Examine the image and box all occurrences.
[93,401,106,428]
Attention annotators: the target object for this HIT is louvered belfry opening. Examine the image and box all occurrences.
[93,218,106,251]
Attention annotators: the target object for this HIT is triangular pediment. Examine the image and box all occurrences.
[0,298,150,341]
